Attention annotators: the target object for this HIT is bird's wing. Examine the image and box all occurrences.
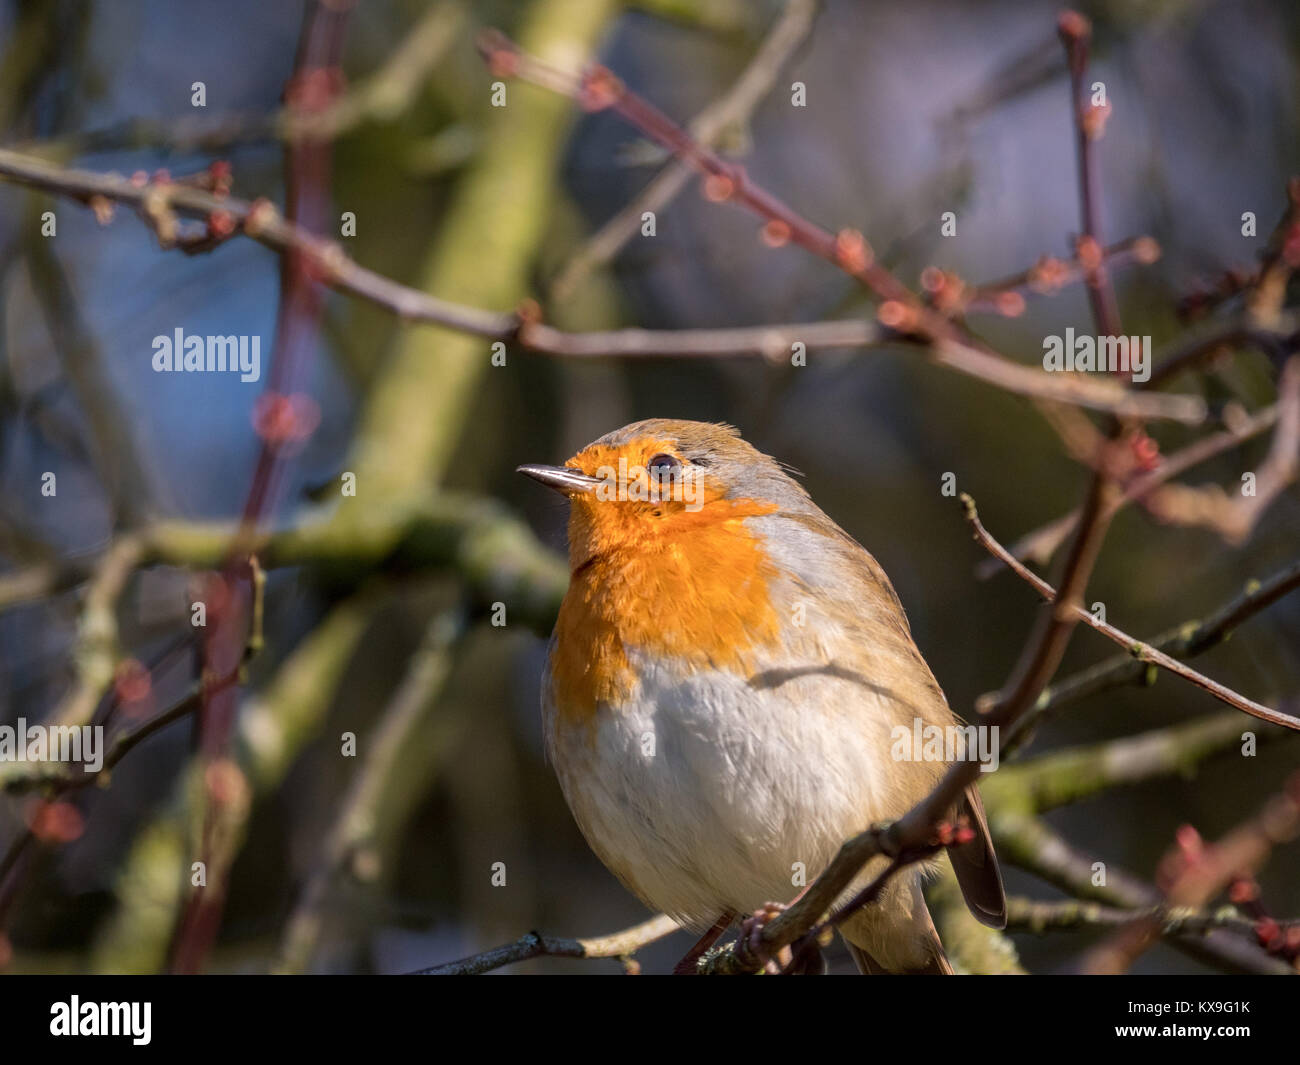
[948,784,1007,928]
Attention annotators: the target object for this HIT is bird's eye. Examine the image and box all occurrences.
[647,453,682,481]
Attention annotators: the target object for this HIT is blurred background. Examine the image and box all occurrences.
[0,0,1297,974]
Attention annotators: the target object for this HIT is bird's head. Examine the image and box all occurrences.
[518,419,808,570]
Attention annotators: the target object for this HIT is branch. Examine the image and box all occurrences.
[1058,10,1122,339]
[1146,313,1298,390]
[411,914,681,975]
[992,810,1291,974]
[549,0,817,298]
[48,533,146,730]
[979,395,1282,575]
[963,236,1159,316]
[1081,773,1300,973]
[279,2,464,143]
[275,608,466,974]
[169,0,353,973]
[477,29,1207,424]
[962,493,1300,732]
[0,147,511,334]
[0,146,1203,423]
[1006,897,1264,941]
[986,711,1291,814]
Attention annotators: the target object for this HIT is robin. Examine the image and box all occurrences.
[519,419,1005,974]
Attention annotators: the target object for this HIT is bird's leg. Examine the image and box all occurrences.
[740,901,792,974]
[739,882,822,974]
[671,911,733,975]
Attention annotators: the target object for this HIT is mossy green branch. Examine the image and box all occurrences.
[144,494,568,636]
[92,590,385,972]
[927,862,1026,975]
[343,0,619,501]
[985,711,1281,816]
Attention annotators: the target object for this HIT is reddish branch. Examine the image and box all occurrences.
[960,236,1161,317]
[475,27,1206,425]
[0,6,1291,976]
[1142,358,1300,543]
[1082,773,1300,973]
[696,8,1279,975]
[0,147,1205,421]
[1059,10,1123,340]
[986,176,1300,574]
[167,0,351,975]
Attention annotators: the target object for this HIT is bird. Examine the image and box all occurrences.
[518,418,1005,974]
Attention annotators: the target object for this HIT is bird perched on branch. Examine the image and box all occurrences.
[519,419,1004,974]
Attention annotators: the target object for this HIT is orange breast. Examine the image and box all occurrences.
[549,497,782,728]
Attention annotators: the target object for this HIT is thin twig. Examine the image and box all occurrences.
[1081,773,1300,973]
[275,608,466,974]
[962,236,1159,316]
[0,146,1204,423]
[1007,897,1264,941]
[411,914,681,975]
[980,399,1281,575]
[549,0,817,299]
[993,811,1291,973]
[962,493,1300,732]
[477,29,1205,423]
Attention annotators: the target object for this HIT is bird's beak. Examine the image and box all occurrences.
[516,463,601,496]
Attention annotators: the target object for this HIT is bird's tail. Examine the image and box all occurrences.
[845,938,953,975]
[839,870,954,974]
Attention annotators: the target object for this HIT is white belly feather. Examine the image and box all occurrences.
[544,647,936,931]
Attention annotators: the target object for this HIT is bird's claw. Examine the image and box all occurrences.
[740,901,788,974]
